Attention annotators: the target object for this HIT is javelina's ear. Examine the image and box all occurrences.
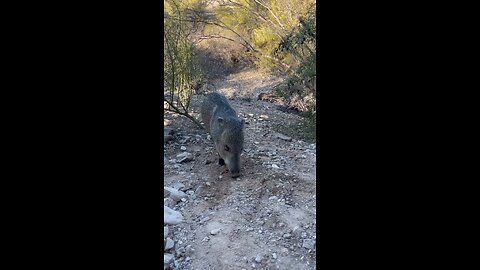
[217,117,224,124]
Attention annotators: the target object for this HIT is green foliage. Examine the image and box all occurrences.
[274,7,316,113]
[213,0,315,70]
[164,0,203,127]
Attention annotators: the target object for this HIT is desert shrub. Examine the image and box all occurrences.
[164,0,204,128]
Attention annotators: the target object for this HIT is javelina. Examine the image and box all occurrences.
[201,93,244,178]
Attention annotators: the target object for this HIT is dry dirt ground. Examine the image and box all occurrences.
[164,70,317,270]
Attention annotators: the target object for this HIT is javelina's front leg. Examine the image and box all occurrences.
[218,154,225,166]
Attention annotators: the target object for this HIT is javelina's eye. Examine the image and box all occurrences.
[224,145,230,151]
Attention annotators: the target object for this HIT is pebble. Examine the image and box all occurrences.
[272,164,280,169]
[176,152,194,163]
[164,226,169,238]
[302,239,316,249]
[210,228,221,235]
[283,233,291,238]
[255,255,263,263]
[164,187,187,202]
[199,217,211,224]
[195,186,203,195]
[180,146,187,151]
[164,253,174,265]
[173,183,185,191]
[272,253,277,259]
[164,206,184,225]
[165,237,174,250]
[274,132,292,142]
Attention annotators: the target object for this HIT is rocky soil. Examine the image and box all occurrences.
[164,71,316,270]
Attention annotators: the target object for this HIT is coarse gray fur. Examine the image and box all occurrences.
[201,92,244,178]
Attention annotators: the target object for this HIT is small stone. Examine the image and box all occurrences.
[180,146,187,151]
[164,206,184,225]
[164,187,187,202]
[272,164,280,169]
[164,253,174,265]
[269,196,278,200]
[199,216,210,224]
[165,237,174,250]
[172,183,185,191]
[164,226,169,238]
[302,239,316,249]
[210,228,221,235]
[274,132,292,142]
[283,233,291,238]
[248,113,254,117]
[176,152,194,163]
[255,255,263,263]
[195,186,203,195]
[272,253,277,259]
[205,182,211,186]
[254,141,259,145]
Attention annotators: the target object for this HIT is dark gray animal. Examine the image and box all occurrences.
[201,93,244,178]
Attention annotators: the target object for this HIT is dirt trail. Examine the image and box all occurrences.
[164,70,316,270]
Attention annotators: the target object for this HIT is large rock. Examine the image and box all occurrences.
[164,187,187,202]
[164,206,184,225]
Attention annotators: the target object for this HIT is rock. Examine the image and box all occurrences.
[164,187,187,202]
[195,186,203,195]
[164,206,184,225]
[199,216,210,224]
[176,152,194,163]
[173,183,185,191]
[180,146,187,151]
[302,239,316,249]
[274,132,292,142]
[165,237,175,250]
[164,253,174,265]
[272,164,280,169]
[272,253,277,259]
[269,196,278,200]
[164,226,169,238]
[210,228,221,235]
[255,255,263,263]
[283,233,291,238]
[164,197,175,208]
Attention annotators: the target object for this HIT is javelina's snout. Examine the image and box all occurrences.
[230,169,240,178]
[226,157,241,178]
